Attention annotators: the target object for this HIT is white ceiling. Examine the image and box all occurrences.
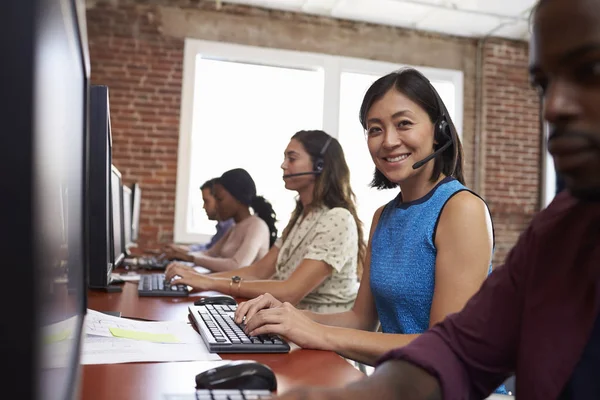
[220,0,537,40]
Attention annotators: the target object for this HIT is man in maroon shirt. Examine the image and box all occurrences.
[273,0,600,399]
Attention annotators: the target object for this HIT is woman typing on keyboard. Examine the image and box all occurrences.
[166,130,365,313]
[229,69,505,395]
[168,168,278,273]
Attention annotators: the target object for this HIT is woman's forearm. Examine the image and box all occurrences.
[302,309,377,331]
[321,326,420,366]
[209,264,273,281]
[192,253,241,273]
[206,279,303,304]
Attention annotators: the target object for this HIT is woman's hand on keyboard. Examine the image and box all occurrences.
[242,302,330,350]
[165,262,208,289]
[234,293,282,324]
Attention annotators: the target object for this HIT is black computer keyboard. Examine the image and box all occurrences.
[188,304,290,353]
[137,256,170,270]
[138,273,189,297]
[164,389,272,399]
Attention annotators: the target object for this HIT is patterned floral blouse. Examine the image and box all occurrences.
[273,206,359,313]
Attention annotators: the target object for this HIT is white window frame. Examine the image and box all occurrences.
[175,39,464,244]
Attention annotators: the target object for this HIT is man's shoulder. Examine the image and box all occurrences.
[530,191,580,235]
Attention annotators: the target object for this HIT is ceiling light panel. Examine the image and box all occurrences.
[302,0,339,13]
[491,19,531,40]
[333,0,433,28]
[222,0,306,12]
[416,7,508,37]
[442,0,537,18]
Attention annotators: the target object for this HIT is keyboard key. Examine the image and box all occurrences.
[195,390,212,399]
[243,390,273,400]
[165,389,273,400]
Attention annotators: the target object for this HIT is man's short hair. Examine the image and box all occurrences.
[200,178,219,191]
[529,0,549,25]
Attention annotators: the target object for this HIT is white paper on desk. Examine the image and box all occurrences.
[81,336,222,364]
[85,309,201,344]
[110,272,141,282]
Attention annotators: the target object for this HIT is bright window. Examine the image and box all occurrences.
[175,40,463,244]
[187,58,323,237]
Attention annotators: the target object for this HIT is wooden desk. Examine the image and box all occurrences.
[82,281,365,399]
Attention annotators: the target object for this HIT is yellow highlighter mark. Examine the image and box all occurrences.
[109,327,181,343]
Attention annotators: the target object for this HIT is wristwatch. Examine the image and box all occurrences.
[230,275,242,296]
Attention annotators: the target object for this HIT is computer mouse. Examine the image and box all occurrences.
[195,360,277,391]
[194,294,237,306]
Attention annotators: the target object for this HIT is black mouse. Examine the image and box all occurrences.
[195,360,277,391]
[194,294,237,306]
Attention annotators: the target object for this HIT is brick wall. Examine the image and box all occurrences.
[86,0,541,266]
[481,39,541,264]
[87,2,184,248]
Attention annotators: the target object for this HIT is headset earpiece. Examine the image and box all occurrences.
[313,136,333,174]
[314,158,325,173]
[434,117,451,149]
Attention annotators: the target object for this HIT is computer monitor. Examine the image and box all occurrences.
[87,85,114,291]
[1,0,89,398]
[131,183,142,243]
[110,165,125,268]
[122,185,134,250]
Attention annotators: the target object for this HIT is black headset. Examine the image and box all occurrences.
[313,136,333,174]
[411,77,455,170]
[432,89,452,148]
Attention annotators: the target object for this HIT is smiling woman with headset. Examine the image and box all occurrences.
[233,69,504,385]
[166,130,365,313]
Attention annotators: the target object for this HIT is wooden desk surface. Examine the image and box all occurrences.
[82,280,365,399]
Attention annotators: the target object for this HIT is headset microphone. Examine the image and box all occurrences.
[411,139,452,170]
[282,171,321,178]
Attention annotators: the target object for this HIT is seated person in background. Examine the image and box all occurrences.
[170,168,278,272]
[165,178,234,255]
[166,130,365,313]
[271,0,600,399]
[234,69,504,394]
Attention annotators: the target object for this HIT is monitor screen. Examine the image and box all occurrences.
[110,165,124,268]
[33,0,89,398]
[131,183,142,243]
[122,185,133,249]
